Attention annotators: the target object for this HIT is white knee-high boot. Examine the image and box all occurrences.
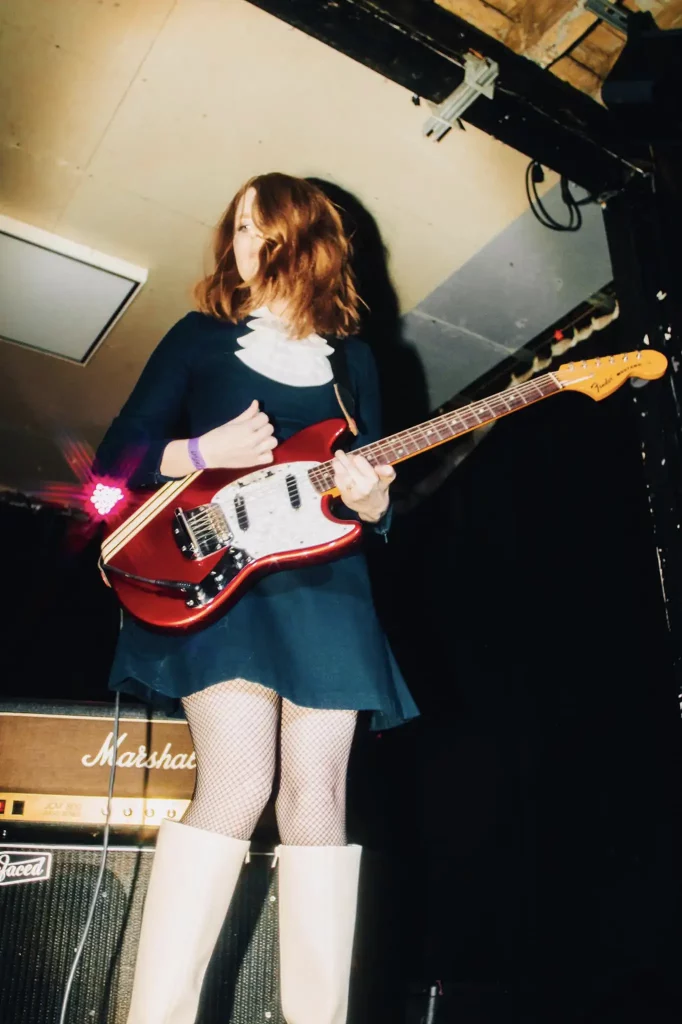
[276,844,362,1024]
[127,818,249,1024]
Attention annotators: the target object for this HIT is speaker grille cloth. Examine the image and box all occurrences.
[0,846,283,1023]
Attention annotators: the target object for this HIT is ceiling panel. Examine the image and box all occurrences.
[0,0,559,491]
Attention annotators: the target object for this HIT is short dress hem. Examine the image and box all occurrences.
[111,673,417,733]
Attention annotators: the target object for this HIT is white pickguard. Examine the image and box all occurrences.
[211,461,354,560]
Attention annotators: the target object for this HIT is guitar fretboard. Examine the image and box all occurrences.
[307,372,561,494]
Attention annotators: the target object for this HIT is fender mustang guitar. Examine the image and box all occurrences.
[100,350,667,629]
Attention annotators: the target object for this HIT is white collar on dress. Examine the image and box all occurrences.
[234,306,334,387]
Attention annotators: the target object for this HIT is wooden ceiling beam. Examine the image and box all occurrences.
[244,0,644,192]
[519,3,600,67]
[543,1,682,95]
[552,54,605,97]
[654,3,682,30]
[510,0,587,51]
[574,21,627,78]
[436,0,682,104]
[435,0,517,46]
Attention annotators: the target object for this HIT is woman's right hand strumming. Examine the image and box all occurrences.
[200,400,277,468]
[159,401,277,477]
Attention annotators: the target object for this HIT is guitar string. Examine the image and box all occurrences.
[101,472,201,562]
[176,375,564,543]
[308,375,562,487]
[312,355,635,493]
[186,375,561,527]
[105,357,645,566]
[108,356,642,574]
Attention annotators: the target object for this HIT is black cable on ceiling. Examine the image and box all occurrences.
[525,160,597,232]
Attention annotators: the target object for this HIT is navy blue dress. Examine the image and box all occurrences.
[95,312,418,730]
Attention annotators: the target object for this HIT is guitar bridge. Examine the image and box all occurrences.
[173,504,232,560]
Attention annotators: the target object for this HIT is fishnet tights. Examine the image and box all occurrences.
[181,679,357,845]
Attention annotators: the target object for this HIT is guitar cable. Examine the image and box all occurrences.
[100,556,194,591]
[58,689,121,1024]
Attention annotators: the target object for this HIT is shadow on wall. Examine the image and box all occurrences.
[306,178,431,439]
[308,178,491,510]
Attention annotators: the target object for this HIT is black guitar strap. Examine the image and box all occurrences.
[328,339,359,437]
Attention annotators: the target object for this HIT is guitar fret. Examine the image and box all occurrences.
[307,372,562,493]
[491,394,512,412]
[457,411,479,431]
[417,424,436,447]
[477,400,496,421]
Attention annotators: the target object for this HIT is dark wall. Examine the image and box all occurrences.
[0,506,118,702]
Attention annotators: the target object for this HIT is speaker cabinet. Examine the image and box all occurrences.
[0,842,283,1024]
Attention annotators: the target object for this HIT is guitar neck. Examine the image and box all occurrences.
[308,371,562,494]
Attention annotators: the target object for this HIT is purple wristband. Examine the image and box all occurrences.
[188,437,207,471]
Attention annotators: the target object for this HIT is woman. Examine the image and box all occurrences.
[95,172,418,1024]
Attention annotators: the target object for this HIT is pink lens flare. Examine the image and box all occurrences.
[88,480,128,519]
[36,435,134,526]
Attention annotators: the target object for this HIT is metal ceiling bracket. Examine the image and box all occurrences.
[423,53,499,141]
[585,0,629,36]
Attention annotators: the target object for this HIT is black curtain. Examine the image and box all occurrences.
[351,319,682,1021]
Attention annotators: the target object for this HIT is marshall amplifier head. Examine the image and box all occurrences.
[0,700,195,829]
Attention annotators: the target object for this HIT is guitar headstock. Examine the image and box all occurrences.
[555,350,668,400]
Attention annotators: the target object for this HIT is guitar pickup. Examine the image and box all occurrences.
[233,494,249,531]
[285,473,302,510]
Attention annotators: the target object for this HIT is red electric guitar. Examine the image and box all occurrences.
[100,349,666,629]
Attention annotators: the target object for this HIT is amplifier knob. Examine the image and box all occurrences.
[123,807,133,817]
[167,809,177,819]
[144,808,155,818]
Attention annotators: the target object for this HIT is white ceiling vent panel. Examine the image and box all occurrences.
[0,215,147,365]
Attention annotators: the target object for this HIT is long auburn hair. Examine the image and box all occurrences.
[194,173,362,339]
